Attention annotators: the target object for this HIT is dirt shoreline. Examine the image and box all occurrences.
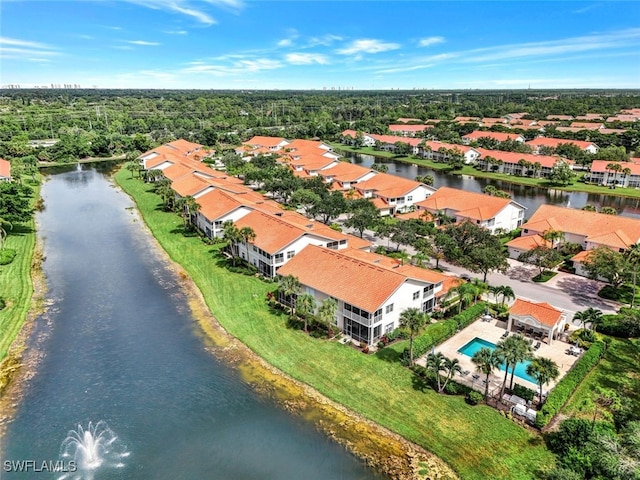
[0,180,459,480]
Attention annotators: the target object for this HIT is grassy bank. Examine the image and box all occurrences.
[332,143,640,199]
[0,184,39,363]
[115,168,554,480]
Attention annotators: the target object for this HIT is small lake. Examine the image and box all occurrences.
[1,165,384,479]
[347,153,640,219]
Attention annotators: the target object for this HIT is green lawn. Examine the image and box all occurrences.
[332,143,640,200]
[115,169,555,480]
[0,182,39,364]
[561,337,640,421]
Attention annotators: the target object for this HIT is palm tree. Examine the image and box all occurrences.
[222,221,242,265]
[399,307,429,366]
[441,357,462,393]
[296,293,316,333]
[573,307,604,332]
[626,243,640,308]
[526,357,560,404]
[472,347,501,399]
[542,229,564,249]
[426,352,446,392]
[622,167,632,187]
[496,335,533,397]
[606,162,622,188]
[470,278,488,303]
[444,283,476,314]
[498,285,515,306]
[279,274,301,318]
[317,297,338,338]
[239,226,256,264]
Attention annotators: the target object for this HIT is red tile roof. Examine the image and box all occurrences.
[0,158,11,179]
[415,186,516,221]
[510,298,563,328]
[277,245,439,312]
[522,204,640,249]
[591,160,640,176]
[505,234,551,251]
[476,148,569,169]
[243,136,288,148]
[526,137,597,151]
[463,131,524,142]
[354,173,427,199]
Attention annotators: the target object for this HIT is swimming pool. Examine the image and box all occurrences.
[457,337,537,385]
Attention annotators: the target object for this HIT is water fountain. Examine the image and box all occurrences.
[58,421,129,479]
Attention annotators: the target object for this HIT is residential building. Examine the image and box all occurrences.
[421,141,481,164]
[232,210,370,278]
[351,173,436,214]
[340,130,376,147]
[526,137,599,154]
[475,149,572,178]
[389,124,432,136]
[276,245,447,345]
[508,205,640,266]
[462,131,525,144]
[588,160,640,188]
[414,186,525,233]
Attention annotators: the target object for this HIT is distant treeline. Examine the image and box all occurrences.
[0,89,639,161]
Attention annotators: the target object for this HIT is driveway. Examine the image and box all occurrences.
[340,224,620,316]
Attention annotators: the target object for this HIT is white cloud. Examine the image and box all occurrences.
[418,36,445,47]
[125,40,161,46]
[308,34,342,47]
[123,0,245,25]
[278,38,293,47]
[181,57,283,75]
[285,53,328,65]
[0,38,59,60]
[165,29,188,35]
[0,37,54,50]
[464,28,640,63]
[336,39,400,55]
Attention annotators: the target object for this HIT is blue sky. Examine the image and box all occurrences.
[1,1,639,89]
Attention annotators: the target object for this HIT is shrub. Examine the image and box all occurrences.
[385,328,406,342]
[512,384,535,402]
[0,248,16,265]
[444,382,459,395]
[598,310,640,338]
[466,391,483,406]
[536,342,605,428]
[401,303,486,363]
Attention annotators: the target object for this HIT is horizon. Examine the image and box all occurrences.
[1,1,639,90]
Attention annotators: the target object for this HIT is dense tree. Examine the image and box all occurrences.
[583,245,628,291]
[548,160,576,185]
[309,190,348,225]
[0,182,33,223]
[518,245,563,277]
[344,198,380,238]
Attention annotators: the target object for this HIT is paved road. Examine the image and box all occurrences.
[345,225,620,317]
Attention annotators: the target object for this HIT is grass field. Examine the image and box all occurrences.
[561,337,640,421]
[114,168,555,479]
[0,181,39,363]
[332,143,640,200]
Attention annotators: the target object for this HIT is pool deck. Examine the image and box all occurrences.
[416,317,581,397]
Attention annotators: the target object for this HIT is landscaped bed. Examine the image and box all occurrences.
[115,168,555,480]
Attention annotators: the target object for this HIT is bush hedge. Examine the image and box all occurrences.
[0,248,16,265]
[401,303,486,364]
[536,341,605,428]
[599,310,640,338]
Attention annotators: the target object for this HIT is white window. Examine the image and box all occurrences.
[287,250,295,259]
[385,323,394,334]
[385,304,394,314]
[413,291,420,300]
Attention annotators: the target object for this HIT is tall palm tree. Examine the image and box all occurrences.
[222,221,242,265]
[606,162,622,188]
[279,274,301,318]
[470,278,488,303]
[542,229,564,249]
[496,334,533,397]
[499,285,515,306]
[426,352,446,392]
[399,307,429,366]
[317,297,338,338]
[526,357,560,404]
[441,357,462,393]
[239,226,256,264]
[626,243,640,308]
[472,347,501,399]
[444,283,476,314]
[295,293,316,333]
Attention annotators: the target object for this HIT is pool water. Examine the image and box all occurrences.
[457,337,537,385]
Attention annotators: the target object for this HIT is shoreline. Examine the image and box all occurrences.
[333,144,640,200]
[118,177,458,480]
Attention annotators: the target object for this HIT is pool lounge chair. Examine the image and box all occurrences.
[534,341,541,350]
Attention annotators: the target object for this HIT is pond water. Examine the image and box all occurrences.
[1,165,383,479]
[347,153,640,219]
